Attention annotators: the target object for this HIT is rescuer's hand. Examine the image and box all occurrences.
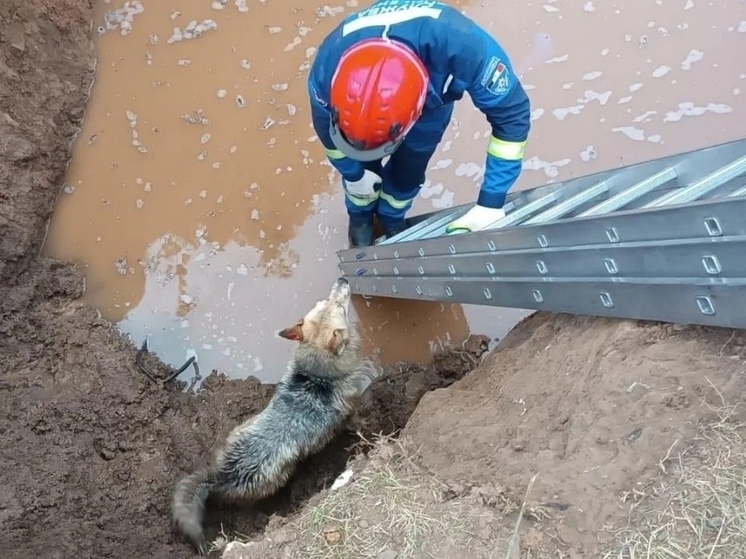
[343,170,382,200]
[446,205,507,235]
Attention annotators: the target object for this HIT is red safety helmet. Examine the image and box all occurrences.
[329,38,429,161]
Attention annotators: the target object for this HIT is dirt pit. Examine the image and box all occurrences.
[0,1,482,557]
[3,2,746,559]
[220,316,746,559]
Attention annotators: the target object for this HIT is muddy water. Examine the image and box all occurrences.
[44,0,746,381]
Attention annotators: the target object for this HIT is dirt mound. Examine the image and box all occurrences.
[402,312,746,556]
[0,2,488,558]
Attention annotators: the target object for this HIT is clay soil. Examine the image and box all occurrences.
[3,3,746,559]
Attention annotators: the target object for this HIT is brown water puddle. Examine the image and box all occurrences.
[44,0,745,381]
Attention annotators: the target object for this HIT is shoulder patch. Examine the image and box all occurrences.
[480,56,511,96]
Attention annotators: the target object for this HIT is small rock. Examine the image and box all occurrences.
[9,25,26,55]
[322,527,342,545]
[404,371,426,397]
[1,133,36,162]
[377,550,399,559]
[235,95,246,108]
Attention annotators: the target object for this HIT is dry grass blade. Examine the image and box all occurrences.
[289,436,475,559]
[602,403,746,559]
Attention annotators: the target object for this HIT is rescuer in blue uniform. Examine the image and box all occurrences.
[307,0,531,247]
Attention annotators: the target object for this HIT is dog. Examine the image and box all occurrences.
[171,277,366,555]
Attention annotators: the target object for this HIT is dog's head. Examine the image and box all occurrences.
[278,277,353,356]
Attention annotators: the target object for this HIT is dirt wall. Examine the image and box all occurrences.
[0,2,485,558]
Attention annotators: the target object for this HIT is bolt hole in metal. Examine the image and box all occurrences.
[604,258,618,275]
[703,217,723,237]
[696,296,716,315]
[701,255,721,275]
[600,292,614,308]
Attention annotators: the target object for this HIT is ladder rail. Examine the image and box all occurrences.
[338,196,746,263]
[341,234,746,280]
[349,276,746,329]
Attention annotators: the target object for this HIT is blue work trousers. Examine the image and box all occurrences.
[344,103,455,230]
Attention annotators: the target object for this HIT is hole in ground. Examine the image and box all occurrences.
[192,336,491,552]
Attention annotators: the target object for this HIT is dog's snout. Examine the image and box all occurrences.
[330,277,351,304]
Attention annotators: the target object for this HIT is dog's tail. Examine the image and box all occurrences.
[172,468,216,555]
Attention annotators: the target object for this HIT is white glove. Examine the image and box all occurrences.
[343,170,382,200]
[446,204,507,235]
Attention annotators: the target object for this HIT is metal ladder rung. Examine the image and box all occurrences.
[728,183,746,198]
[644,155,746,208]
[401,206,470,242]
[486,190,561,229]
[524,179,611,225]
[427,190,563,239]
[382,207,462,244]
[578,167,678,217]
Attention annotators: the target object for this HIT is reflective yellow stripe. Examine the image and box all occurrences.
[488,136,526,160]
[344,190,379,207]
[324,147,346,160]
[380,191,414,210]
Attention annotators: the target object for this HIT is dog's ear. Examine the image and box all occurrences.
[327,328,350,355]
[278,320,304,342]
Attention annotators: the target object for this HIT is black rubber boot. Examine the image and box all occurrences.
[383,219,408,240]
[348,218,376,248]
